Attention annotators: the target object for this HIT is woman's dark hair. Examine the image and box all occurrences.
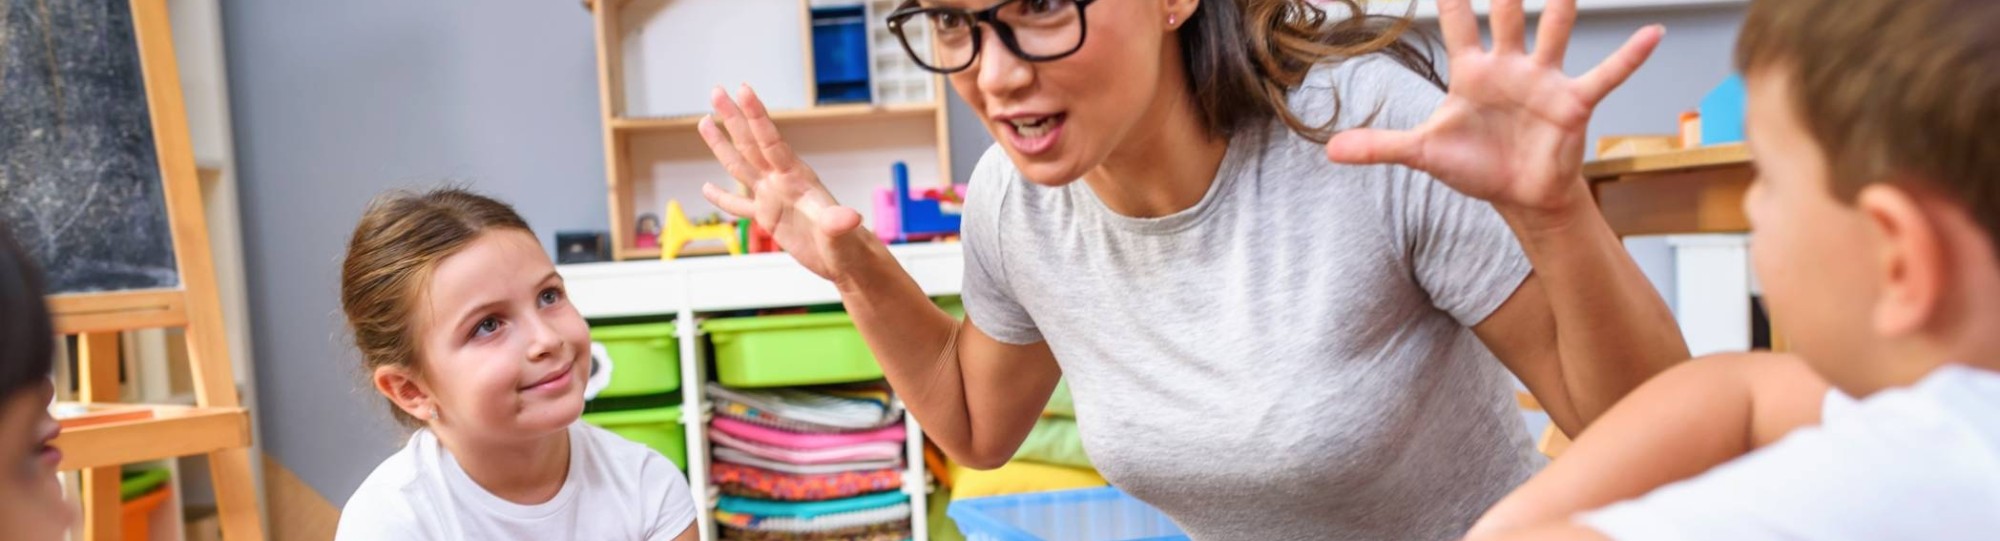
[0,223,56,395]
[1183,0,1443,143]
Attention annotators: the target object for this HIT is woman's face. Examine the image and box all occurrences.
[0,380,72,541]
[931,0,1185,186]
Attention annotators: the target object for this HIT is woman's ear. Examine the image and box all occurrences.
[1165,0,1199,30]
[1858,183,1947,339]
[374,365,435,423]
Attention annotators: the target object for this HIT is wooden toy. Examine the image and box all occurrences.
[661,200,743,260]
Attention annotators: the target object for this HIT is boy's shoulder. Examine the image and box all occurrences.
[1580,365,2000,541]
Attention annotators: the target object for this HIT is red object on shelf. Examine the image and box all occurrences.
[749,222,779,254]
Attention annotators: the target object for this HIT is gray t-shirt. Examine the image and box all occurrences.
[961,56,1542,540]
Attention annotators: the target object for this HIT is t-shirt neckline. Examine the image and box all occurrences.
[1072,128,1262,236]
[433,423,584,521]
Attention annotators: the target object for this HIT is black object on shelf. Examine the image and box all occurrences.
[556,231,610,264]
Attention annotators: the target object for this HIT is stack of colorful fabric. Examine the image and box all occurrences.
[709,383,913,541]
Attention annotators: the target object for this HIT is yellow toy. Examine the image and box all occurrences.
[662,200,743,260]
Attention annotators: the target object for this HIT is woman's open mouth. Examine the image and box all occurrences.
[1001,113,1067,156]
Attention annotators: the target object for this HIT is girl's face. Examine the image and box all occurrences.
[932,0,1186,186]
[396,230,591,444]
[0,380,71,541]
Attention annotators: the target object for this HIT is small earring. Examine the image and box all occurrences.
[1168,15,1177,27]
[425,407,438,421]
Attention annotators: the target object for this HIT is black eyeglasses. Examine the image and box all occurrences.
[886,0,1100,74]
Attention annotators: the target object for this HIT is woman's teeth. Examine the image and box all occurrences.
[1011,116,1054,137]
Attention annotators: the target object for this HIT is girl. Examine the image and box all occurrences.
[696,0,1681,537]
[334,188,697,540]
[0,224,72,541]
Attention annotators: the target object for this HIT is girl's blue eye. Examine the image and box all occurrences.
[539,288,563,307]
[472,317,500,338]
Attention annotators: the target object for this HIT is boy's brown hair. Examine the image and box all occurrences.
[1736,0,2000,235]
[340,187,532,426]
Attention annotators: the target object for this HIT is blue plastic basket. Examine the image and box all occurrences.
[947,487,1188,541]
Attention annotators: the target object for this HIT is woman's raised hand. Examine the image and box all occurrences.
[698,85,869,281]
[1325,0,1663,216]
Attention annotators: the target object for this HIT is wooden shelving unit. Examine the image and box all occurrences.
[611,102,940,132]
[586,0,954,261]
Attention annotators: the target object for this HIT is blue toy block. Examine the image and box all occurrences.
[1699,75,1747,146]
[894,162,962,236]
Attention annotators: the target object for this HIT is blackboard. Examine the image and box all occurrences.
[1,0,180,294]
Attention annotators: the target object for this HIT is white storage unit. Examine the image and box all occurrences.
[560,242,965,540]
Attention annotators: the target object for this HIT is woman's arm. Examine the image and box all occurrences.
[1473,198,1689,434]
[1466,353,1829,539]
[696,86,1059,469]
[1325,0,1684,431]
[832,233,1064,469]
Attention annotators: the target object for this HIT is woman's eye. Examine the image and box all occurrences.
[539,288,563,307]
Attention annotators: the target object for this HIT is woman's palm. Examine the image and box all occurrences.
[1327,0,1663,211]
[696,86,864,281]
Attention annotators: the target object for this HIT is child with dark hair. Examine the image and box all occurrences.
[0,223,73,541]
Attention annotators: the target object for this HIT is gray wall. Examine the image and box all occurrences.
[225,2,1743,504]
[222,0,607,503]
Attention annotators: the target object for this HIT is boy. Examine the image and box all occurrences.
[1467,0,2000,539]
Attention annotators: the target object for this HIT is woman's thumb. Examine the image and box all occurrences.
[814,205,863,237]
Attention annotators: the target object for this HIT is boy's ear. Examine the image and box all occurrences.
[374,365,434,422]
[1858,183,1947,338]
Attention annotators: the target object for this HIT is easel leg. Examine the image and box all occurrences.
[83,467,123,541]
[78,332,123,541]
[208,447,266,540]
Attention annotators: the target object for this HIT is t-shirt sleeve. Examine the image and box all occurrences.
[960,145,1044,345]
[644,451,699,540]
[1326,57,1529,326]
[1577,384,2000,541]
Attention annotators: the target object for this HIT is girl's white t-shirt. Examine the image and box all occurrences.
[335,420,696,540]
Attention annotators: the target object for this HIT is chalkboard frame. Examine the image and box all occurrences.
[29,2,266,539]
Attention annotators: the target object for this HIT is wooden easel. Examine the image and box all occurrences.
[44,0,265,539]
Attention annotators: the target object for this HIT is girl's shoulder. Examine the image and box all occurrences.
[335,431,435,539]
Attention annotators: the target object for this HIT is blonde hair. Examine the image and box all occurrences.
[339,187,533,426]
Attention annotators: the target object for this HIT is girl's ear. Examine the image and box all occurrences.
[374,365,436,423]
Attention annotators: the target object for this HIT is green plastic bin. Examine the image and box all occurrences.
[702,313,882,388]
[590,322,680,398]
[582,405,687,470]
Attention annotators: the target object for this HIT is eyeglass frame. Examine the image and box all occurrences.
[885,0,1102,75]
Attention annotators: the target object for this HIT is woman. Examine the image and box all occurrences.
[698,0,1684,537]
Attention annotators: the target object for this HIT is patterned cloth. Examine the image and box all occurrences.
[712,447,903,476]
[715,503,913,532]
[711,429,903,465]
[708,383,903,432]
[713,462,903,501]
[719,520,911,541]
[711,417,905,450]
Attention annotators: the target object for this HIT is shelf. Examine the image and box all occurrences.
[51,404,252,471]
[612,102,939,132]
[560,242,964,317]
[1583,143,1750,180]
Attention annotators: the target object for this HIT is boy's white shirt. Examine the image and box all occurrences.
[335,420,697,541]
[1579,363,2000,541]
